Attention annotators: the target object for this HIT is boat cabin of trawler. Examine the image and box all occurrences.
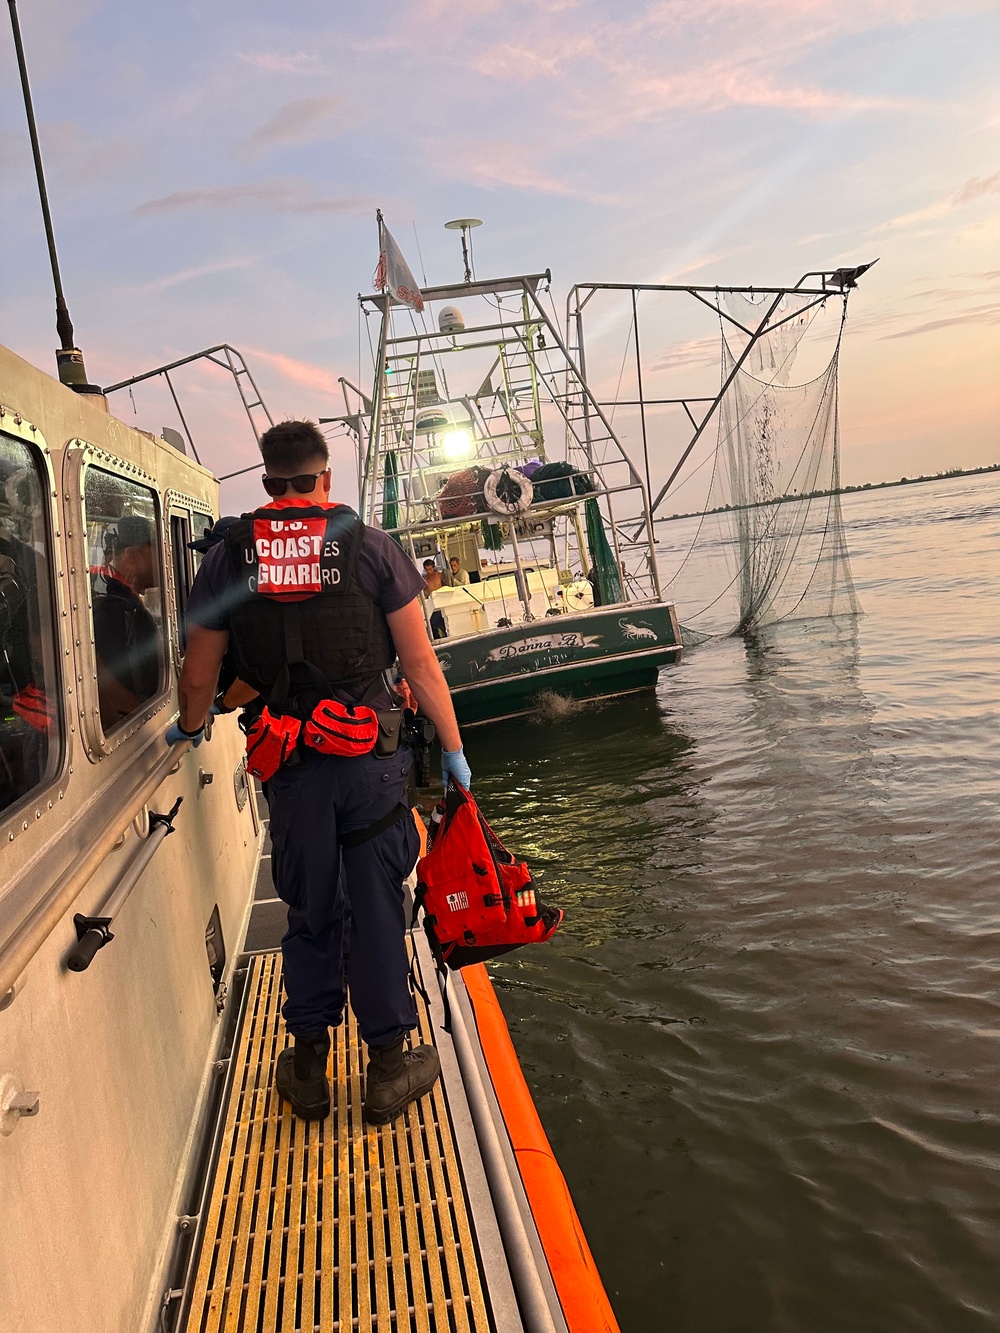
[0,342,619,1333]
[327,253,682,728]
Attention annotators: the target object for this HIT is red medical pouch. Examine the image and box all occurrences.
[302,697,379,757]
[244,707,302,782]
[414,783,563,970]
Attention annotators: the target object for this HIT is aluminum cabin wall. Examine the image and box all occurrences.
[0,347,262,1333]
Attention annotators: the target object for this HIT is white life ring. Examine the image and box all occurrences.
[484,467,534,515]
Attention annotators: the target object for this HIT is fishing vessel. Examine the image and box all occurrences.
[0,10,620,1333]
[330,220,683,727]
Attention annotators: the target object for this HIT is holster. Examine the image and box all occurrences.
[373,708,403,758]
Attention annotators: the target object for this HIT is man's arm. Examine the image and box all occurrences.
[177,626,230,732]
[386,598,461,752]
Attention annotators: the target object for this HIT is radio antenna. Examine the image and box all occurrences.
[7,0,100,393]
[444,218,483,284]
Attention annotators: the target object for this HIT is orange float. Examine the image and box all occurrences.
[463,963,621,1333]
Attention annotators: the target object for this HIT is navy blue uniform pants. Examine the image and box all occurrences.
[266,747,420,1046]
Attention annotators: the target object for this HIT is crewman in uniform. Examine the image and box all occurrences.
[168,420,472,1124]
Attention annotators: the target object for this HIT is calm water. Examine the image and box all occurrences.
[471,473,1000,1333]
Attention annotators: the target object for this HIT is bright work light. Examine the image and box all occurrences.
[442,428,473,460]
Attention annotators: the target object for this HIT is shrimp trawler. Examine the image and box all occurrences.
[332,219,682,727]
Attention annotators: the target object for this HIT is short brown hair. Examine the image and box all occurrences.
[259,420,329,473]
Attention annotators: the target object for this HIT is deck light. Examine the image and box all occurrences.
[442,428,473,460]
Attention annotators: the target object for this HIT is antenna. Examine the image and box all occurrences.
[7,0,100,393]
[444,218,482,284]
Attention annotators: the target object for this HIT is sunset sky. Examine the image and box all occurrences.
[2,0,997,514]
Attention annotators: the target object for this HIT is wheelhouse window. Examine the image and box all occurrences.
[0,432,62,818]
[170,512,193,651]
[85,469,165,733]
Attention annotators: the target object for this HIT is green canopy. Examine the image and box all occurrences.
[381,450,400,541]
[480,519,504,551]
[585,498,623,605]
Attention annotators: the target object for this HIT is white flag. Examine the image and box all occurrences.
[373,215,424,313]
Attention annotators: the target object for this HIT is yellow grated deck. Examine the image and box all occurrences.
[183,952,492,1333]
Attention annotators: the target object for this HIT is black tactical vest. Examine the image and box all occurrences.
[223,504,394,711]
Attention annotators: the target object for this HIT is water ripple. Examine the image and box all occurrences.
[472,474,1000,1332]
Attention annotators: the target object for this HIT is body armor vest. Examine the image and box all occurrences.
[223,504,394,711]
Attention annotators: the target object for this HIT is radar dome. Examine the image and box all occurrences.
[438,305,465,334]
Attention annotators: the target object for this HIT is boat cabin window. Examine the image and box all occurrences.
[0,433,62,819]
[169,512,193,651]
[84,469,165,734]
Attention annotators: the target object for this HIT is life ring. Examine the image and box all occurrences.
[484,467,533,515]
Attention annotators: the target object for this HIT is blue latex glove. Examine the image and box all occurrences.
[441,746,472,791]
[165,720,205,748]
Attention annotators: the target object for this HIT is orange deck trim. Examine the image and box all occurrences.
[462,963,620,1333]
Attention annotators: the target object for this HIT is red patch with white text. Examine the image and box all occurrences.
[252,516,327,599]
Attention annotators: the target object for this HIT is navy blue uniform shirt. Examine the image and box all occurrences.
[185,521,424,708]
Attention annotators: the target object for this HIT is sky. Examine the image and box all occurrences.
[2,0,998,515]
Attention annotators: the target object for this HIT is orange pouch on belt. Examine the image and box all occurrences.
[302,698,379,758]
[245,708,302,782]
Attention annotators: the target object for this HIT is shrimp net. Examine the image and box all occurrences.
[669,292,861,637]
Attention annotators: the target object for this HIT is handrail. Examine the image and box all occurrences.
[0,742,190,1005]
[66,797,183,971]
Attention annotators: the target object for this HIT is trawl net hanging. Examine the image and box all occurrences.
[702,296,861,632]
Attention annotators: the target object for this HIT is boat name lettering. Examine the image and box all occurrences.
[485,632,603,663]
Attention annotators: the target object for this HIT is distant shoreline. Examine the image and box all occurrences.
[655,463,1000,523]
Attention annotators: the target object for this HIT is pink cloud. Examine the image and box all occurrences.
[426,138,621,202]
[247,348,341,396]
[244,96,352,156]
[238,51,322,74]
[134,179,375,216]
[881,167,1000,229]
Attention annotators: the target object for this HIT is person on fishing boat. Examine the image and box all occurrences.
[449,556,470,586]
[168,420,471,1125]
[421,558,449,639]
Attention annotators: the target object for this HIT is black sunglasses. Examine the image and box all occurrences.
[262,470,327,497]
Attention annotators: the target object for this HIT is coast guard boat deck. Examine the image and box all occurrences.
[169,810,615,1333]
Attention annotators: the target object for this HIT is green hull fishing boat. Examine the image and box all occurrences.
[334,218,682,727]
[439,603,680,725]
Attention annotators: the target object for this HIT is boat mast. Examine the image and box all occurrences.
[6,0,99,394]
[361,210,392,521]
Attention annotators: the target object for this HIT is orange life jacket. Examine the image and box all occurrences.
[415,783,563,969]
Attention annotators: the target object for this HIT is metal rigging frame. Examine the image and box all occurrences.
[103,345,273,474]
[565,265,876,520]
[338,271,665,605]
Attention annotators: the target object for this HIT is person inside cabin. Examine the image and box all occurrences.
[422,558,448,640]
[449,556,470,586]
[0,523,52,807]
[91,515,161,731]
[169,419,470,1127]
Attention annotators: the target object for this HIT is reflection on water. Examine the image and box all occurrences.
[476,693,698,952]
[469,476,1000,1333]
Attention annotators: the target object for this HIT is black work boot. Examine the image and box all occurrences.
[275,1030,331,1120]
[363,1037,441,1125]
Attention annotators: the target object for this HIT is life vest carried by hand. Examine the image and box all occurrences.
[415,783,563,969]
